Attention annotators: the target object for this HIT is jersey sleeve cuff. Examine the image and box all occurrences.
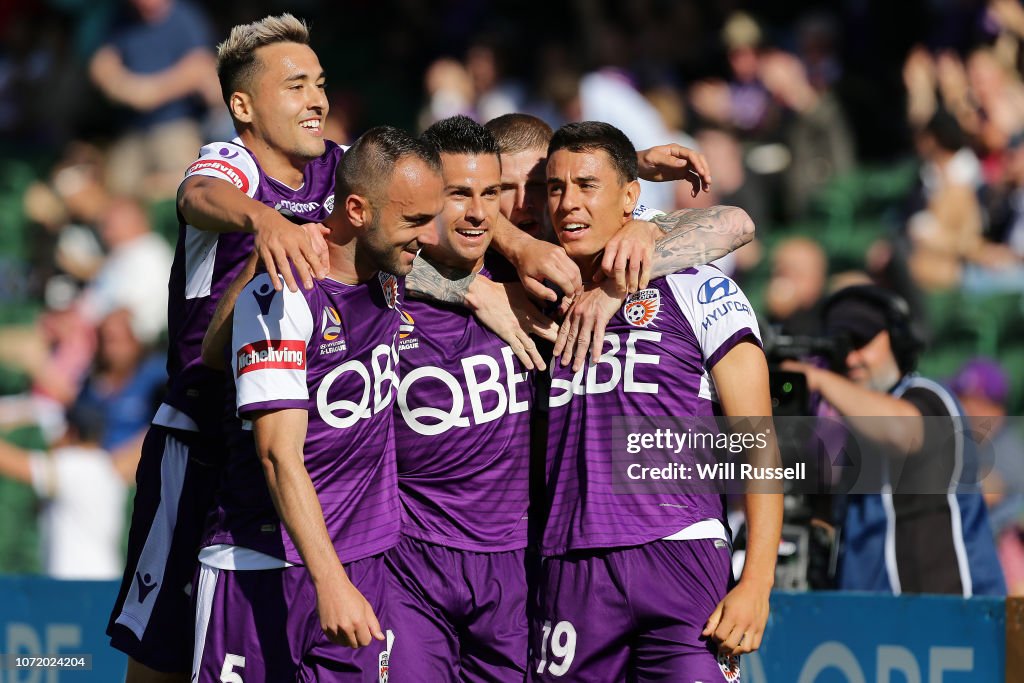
[238,399,308,417]
[704,328,761,371]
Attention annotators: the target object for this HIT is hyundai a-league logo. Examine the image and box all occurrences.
[697,276,738,304]
[321,306,341,341]
[399,309,415,339]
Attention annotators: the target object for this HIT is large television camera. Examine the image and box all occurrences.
[753,326,849,589]
[762,328,850,417]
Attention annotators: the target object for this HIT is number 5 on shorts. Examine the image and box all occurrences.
[536,620,577,677]
[220,653,245,683]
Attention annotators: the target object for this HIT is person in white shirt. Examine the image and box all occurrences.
[0,400,137,579]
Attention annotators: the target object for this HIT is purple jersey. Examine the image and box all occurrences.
[156,138,343,435]
[541,265,762,557]
[394,277,533,552]
[203,270,404,564]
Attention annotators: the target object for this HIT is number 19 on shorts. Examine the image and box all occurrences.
[536,620,576,677]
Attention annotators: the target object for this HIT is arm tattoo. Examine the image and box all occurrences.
[651,206,729,233]
[406,254,476,305]
[649,206,754,278]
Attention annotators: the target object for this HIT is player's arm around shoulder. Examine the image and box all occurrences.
[648,206,755,279]
[408,254,554,371]
[557,206,756,371]
[488,211,582,304]
[177,141,327,292]
[177,142,261,231]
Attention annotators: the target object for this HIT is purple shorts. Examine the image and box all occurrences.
[193,555,392,682]
[530,539,740,682]
[385,535,528,681]
[107,425,222,672]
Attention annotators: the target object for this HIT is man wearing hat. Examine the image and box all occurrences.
[952,358,1024,593]
[784,285,1005,596]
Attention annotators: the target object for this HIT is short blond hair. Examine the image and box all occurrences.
[485,113,553,155]
[216,14,310,105]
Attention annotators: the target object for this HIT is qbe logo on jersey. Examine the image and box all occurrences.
[624,289,661,327]
[237,340,305,374]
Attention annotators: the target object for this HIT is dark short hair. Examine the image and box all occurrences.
[484,113,553,154]
[924,109,965,152]
[66,396,106,444]
[422,115,501,161]
[547,121,637,184]
[335,126,441,205]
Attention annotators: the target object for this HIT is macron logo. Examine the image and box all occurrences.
[237,340,305,374]
[252,281,277,315]
[186,159,250,193]
[135,571,158,603]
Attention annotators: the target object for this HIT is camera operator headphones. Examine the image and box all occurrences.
[820,285,924,376]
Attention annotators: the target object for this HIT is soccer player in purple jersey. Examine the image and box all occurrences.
[484,113,758,370]
[108,15,342,683]
[191,127,443,682]
[385,116,535,680]
[531,122,782,682]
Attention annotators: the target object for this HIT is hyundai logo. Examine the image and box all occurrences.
[697,277,738,304]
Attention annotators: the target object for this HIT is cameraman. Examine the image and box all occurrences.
[783,285,1004,596]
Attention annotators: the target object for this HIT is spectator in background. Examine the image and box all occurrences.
[906,110,985,290]
[690,12,779,139]
[950,358,1024,595]
[0,195,170,441]
[969,131,1024,291]
[956,47,1024,163]
[764,237,828,336]
[77,196,173,345]
[675,127,765,275]
[905,42,1024,171]
[0,399,134,580]
[76,308,165,454]
[466,37,524,123]
[644,84,700,155]
[22,142,111,297]
[419,57,476,129]
[681,127,767,226]
[88,0,219,199]
[760,47,855,220]
[574,69,676,212]
[0,287,95,443]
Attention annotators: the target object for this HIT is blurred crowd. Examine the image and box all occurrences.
[1,0,1024,589]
